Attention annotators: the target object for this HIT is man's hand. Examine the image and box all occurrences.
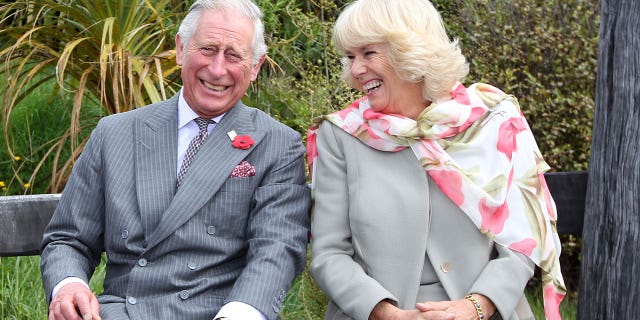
[48,282,101,320]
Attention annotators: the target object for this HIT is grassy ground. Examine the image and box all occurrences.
[1,254,577,319]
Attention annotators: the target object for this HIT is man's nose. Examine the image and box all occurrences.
[208,53,227,76]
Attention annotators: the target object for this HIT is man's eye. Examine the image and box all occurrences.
[225,52,242,62]
[346,55,355,61]
[364,51,376,56]
[200,47,215,55]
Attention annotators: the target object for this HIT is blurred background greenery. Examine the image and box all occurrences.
[1,0,596,318]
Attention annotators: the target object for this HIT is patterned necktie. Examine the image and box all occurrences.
[176,117,213,188]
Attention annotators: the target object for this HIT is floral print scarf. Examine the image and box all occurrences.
[306,82,566,319]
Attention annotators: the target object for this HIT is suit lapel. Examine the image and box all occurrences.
[135,96,179,237]
[143,102,266,252]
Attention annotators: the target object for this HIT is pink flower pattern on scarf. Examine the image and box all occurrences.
[307,82,566,319]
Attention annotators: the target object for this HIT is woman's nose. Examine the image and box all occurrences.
[350,57,366,77]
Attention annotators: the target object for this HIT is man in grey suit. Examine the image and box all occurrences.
[40,1,311,319]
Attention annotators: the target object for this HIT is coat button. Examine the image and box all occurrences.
[440,262,452,273]
[121,230,129,239]
[127,296,137,305]
[187,262,197,270]
[179,290,190,300]
[206,226,216,235]
[138,258,147,267]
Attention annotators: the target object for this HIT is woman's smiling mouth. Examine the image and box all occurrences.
[363,80,382,93]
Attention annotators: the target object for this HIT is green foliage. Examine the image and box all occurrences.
[250,0,356,137]
[449,0,598,171]
[1,0,182,191]
[1,0,598,188]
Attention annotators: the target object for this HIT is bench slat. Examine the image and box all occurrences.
[0,194,60,257]
[545,171,588,235]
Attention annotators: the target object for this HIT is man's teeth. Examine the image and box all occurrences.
[203,81,225,91]
[364,80,382,92]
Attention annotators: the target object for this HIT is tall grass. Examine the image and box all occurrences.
[0,256,48,319]
[1,72,71,195]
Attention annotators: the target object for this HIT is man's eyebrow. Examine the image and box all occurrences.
[193,40,217,47]
[195,41,244,52]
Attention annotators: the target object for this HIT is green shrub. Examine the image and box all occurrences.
[448,0,598,171]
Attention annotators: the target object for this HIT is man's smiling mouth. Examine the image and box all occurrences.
[202,80,227,92]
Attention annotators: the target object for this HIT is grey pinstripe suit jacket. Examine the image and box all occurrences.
[40,94,311,320]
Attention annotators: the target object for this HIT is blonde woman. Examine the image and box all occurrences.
[307,0,566,319]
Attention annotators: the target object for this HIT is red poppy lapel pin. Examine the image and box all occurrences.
[227,130,254,150]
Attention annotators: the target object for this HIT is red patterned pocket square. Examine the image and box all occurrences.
[229,160,256,178]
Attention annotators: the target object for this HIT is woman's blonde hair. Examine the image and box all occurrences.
[333,0,469,101]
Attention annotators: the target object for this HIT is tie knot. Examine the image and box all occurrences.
[194,117,213,134]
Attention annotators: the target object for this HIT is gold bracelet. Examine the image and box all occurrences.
[464,294,485,320]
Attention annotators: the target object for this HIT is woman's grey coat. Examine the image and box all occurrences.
[310,122,534,320]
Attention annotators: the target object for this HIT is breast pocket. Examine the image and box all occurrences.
[202,177,258,235]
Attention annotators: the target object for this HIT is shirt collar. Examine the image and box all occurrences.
[177,88,225,129]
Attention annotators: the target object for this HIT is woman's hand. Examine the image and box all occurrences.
[415,294,496,320]
[369,299,454,320]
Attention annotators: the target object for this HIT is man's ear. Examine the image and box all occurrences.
[175,34,184,66]
[250,54,267,81]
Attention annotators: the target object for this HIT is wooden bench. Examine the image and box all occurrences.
[0,193,61,256]
[545,171,588,235]
[0,172,587,257]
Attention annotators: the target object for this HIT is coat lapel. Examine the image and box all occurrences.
[143,102,266,252]
[134,96,179,237]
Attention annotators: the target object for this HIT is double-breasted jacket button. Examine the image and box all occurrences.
[138,258,147,267]
[127,296,137,305]
[179,290,190,300]
[206,226,217,235]
[440,262,452,273]
[187,261,197,270]
[121,230,129,239]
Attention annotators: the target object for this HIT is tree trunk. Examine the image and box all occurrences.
[578,0,640,319]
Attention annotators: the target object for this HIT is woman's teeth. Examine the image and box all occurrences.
[364,80,382,93]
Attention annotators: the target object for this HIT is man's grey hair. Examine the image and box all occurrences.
[177,0,267,66]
